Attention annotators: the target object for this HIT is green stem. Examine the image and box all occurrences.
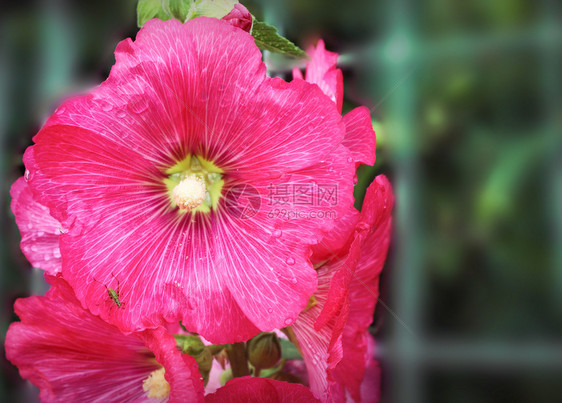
[227,342,250,378]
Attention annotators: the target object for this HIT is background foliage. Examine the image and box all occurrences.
[1,0,561,401]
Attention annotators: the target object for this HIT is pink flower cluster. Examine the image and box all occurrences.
[6,8,392,403]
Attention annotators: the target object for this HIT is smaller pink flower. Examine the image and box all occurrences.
[206,377,320,402]
[5,275,205,402]
[289,176,393,402]
[222,3,253,32]
[10,176,61,274]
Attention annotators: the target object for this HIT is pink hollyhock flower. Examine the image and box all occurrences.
[10,176,62,274]
[21,17,357,342]
[206,377,320,402]
[5,275,205,402]
[288,176,393,402]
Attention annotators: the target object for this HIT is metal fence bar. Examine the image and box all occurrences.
[379,1,426,402]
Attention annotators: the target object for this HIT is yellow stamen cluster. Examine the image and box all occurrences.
[172,175,207,211]
[142,367,170,399]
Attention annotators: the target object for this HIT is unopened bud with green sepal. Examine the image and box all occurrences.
[174,334,213,385]
[246,332,282,373]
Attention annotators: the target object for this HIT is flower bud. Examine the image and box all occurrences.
[246,332,282,371]
[222,4,253,33]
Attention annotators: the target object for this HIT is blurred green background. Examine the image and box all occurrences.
[1,0,561,401]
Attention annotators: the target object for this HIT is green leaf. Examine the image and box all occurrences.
[137,0,195,27]
[137,0,240,27]
[251,18,306,58]
[193,0,238,19]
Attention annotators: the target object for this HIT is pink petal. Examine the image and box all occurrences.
[342,106,376,167]
[206,377,320,403]
[291,261,343,401]
[294,40,343,113]
[10,176,61,273]
[310,207,359,264]
[345,335,381,403]
[5,275,204,402]
[316,175,393,332]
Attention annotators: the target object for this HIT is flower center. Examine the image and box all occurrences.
[172,175,206,210]
[142,367,170,399]
[164,155,224,213]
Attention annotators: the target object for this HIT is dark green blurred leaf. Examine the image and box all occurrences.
[279,337,303,360]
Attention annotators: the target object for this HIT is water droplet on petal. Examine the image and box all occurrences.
[116,110,127,119]
[24,170,30,182]
[290,278,297,285]
[272,229,282,238]
[353,176,359,185]
[347,156,354,163]
[101,102,113,112]
[268,308,273,313]
[286,257,295,265]
[54,249,61,259]
[128,95,149,114]
[284,318,292,326]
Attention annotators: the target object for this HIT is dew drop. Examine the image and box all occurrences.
[128,95,149,114]
[53,249,61,259]
[347,156,354,163]
[268,308,273,313]
[353,176,359,185]
[58,227,68,234]
[24,170,30,182]
[286,257,295,265]
[272,229,282,238]
[37,231,45,237]
[290,278,298,284]
[55,105,66,115]
[284,318,292,326]
[101,102,113,112]
[116,110,127,119]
